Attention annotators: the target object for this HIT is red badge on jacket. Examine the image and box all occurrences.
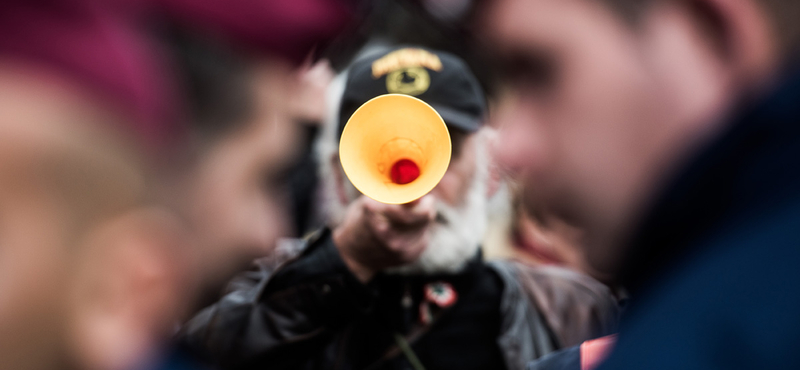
[424,282,458,308]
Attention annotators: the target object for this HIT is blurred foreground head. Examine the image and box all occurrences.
[0,0,354,369]
[482,0,797,275]
[0,2,191,370]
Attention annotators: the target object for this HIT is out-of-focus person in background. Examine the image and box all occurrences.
[511,207,597,277]
[180,46,619,370]
[155,0,352,310]
[482,186,612,284]
[484,195,619,370]
[480,0,800,368]
[0,2,193,370]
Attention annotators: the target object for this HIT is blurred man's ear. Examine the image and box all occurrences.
[67,208,192,370]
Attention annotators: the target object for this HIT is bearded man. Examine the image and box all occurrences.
[181,46,619,370]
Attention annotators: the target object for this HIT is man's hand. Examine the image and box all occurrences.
[332,195,436,282]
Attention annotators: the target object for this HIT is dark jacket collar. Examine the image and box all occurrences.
[620,64,800,295]
[373,249,485,288]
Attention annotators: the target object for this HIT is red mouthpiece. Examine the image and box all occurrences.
[390,159,420,185]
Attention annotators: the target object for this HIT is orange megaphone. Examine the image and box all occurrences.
[339,94,451,204]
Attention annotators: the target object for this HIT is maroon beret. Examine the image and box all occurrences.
[158,0,356,63]
[0,0,184,150]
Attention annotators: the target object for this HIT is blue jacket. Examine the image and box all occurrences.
[599,65,800,370]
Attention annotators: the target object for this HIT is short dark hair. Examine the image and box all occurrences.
[163,27,255,140]
[600,0,800,53]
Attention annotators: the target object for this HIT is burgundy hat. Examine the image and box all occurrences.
[0,0,356,150]
[0,0,184,151]
[159,0,356,64]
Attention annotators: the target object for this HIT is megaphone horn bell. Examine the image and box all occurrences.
[339,94,451,204]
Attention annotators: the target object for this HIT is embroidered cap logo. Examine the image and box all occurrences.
[372,48,442,96]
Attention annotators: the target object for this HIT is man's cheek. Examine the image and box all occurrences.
[431,169,459,206]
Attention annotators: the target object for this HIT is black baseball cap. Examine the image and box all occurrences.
[339,46,487,135]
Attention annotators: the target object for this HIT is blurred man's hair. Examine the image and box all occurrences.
[603,0,800,52]
[165,28,255,141]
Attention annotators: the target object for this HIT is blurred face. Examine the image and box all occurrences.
[0,165,74,370]
[484,0,735,272]
[184,59,302,283]
[0,66,171,370]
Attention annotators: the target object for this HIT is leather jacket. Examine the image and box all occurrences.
[181,229,619,370]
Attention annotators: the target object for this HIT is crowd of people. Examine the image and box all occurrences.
[2,0,800,370]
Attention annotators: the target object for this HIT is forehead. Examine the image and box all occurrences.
[0,74,97,173]
[0,66,145,201]
[484,0,629,51]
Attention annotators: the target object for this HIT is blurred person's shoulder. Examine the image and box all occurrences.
[223,230,325,294]
[489,260,620,347]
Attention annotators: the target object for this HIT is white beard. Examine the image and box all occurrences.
[385,158,488,275]
[321,172,488,275]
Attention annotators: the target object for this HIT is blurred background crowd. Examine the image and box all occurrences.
[3,0,800,370]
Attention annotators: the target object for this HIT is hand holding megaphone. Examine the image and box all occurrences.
[333,195,436,282]
[333,94,451,281]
